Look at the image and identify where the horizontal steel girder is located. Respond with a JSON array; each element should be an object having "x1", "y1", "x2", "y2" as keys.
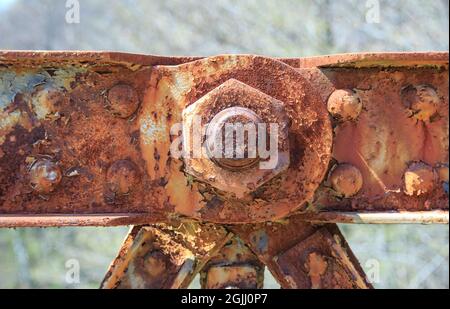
[{"x1": 0, "y1": 51, "x2": 448, "y2": 227}]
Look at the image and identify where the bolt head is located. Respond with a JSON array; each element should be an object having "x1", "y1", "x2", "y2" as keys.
[
  {"x1": 329, "y1": 163, "x2": 363, "y2": 198},
  {"x1": 107, "y1": 84, "x2": 140, "y2": 118},
  {"x1": 182, "y1": 79, "x2": 290, "y2": 198},
  {"x1": 403, "y1": 162, "x2": 436, "y2": 196},
  {"x1": 206, "y1": 106, "x2": 263, "y2": 171},
  {"x1": 29, "y1": 159, "x2": 62, "y2": 194},
  {"x1": 327, "y1": 89, "x2": 362, "y2": 121}
]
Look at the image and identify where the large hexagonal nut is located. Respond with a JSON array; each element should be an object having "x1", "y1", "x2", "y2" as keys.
[{"x1": 182, "y1": 79, "x2": 290, "y2": 198}]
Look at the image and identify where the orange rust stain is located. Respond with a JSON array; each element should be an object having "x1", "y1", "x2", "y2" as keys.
[
  {"x1": 139, "y1": 67, "x2": 204, "y2": 217},
  {"x1": 166, "y1": 162, "x2": 204, "y2": 216},
  {"x1": 138, "y1": 73, "x2": 166, "y2": 181},
  {"x1": 306, "y1": 252, "x2": 328, "y2": 289}
]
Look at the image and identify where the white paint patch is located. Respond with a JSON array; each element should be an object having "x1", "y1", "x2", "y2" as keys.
[
  {"x1": 32, "y1": 90, "x2": 54, "y2": 120},
  {"x1": 0, "y1": 110, "x2": 21, "y2": 144},
  {"x1": 140, "y1": 114, "x2": 167, "y2": 145},
  {"x1": 170, "y1": 71, "x2": 194, "y2": 102},
  {"x1": 0, "y1": 110, "x2": 21, "y2": 131}
]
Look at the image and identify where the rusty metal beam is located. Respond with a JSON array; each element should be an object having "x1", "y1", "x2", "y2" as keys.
[
  {"x1": 0, "y1": 51, "x2": 449, "y2": 288},
  {"x1": 230, "y1": 217, "x2": 372, "y2": 289},
  {"x1": 1, "y1": 51, "x2": 447, "y2": 68},
  {"x1": 0, "y1": 213, "x2": 161, "y2": 228},
  {"x1": 100, "y1": 221, "x2": 231, "y2": 289},
  {"x1": 1, "y1": 51, "x2": 448, "y2": 227},
  {"x1": 1, "y1": 50, "x2": 448, "y2": 289},
  {"x1": 200, "y1": 236, "x2": 265, "y2": 289},
  {"x1": 1, "y1": 210, "x2": 448, "y2": 228}
]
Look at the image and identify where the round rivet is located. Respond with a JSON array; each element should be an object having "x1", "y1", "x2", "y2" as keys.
[
  {"x1": 436, "y1": 164, "x2": 449, "y2": 183},
  {"x1": 106, "y1": 160, "x2": 140, "y2": 195},
  {"x1": 327, "y1": 89, "x2": 362, "y2": 121},
  {"x1": 401, "y1": 85, "x2": 440, "y2": 122},
  {"x1": 107, "y1": 84, "x2": 140, "y2": 118},
  {"x1": 329, "y1": 163, "x2": 363, "y2": 198},
  {"x1": 144, "y1": 251, "x2": 168, "y2": 278},
  {"x1": 29, "y1": 159, "x2": 62, "y2": 194},
  {"x1": 403, "y1": 162, "x2": 436, "y2": 196}
]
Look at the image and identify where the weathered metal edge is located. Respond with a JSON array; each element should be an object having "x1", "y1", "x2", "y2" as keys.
[
  {"x1": 295, "y1": 210, "x2": 449, "y2": 225},
  {"x1": 0, "y1": 210, "x2": 447, "y2": 228},
  {"x1": 0, "y1": 214, "x2": 162, "y2": 228},
  {"x1": 1, "y1": 51, "x2": 447, "y2": 68},
  {"x1": 282, "y1": 51, "x2": 449, "y2": 68}
]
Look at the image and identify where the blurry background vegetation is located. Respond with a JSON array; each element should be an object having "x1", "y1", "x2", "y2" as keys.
[{"x1": 0, "y1": 0, "x2": 449, "y2": 289}]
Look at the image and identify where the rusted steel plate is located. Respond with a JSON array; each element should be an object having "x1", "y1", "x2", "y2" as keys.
[
  {"x1": 271, "y1": 227, "x2": 371, "y2": 289},
  {"x1": 299, "y1": 65, "x2": 449, "y2": 213},
  {"x1": 231, "y1": 216, "x2": 372, "y2": 289},
  {"x1": 0, "y1": 51, "x2": 448, "y2": 227},
  {"x1": 143, "y1": 55, "x2": 332, "y2": 223},
  {"x1": 200, "y1": 236, "x2": 264, "y2": 289},
  {"x1": 0, "y1": 53, "x2": 332, "y2": 224},
  {"x1": 101, "y1": 221, "x2": 231, "y2": 289},
  {"x1": 0, "y1": 59, "x2": 158, "y2": 215}
]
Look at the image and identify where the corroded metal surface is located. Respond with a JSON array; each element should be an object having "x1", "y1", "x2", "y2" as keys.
[
  {"x1": 304, "y1": 64, "x2": 449, "y2": 213},
  {"x1": 144, "y1": 55, "x2": 332, "y2": 223},
  {"x1": 100, "y1": 222, "x2": 231, "y2": 289},
  {"x1": 181, "y1": 79, "x2": 291, "y2": 198},
  {"x1": 1, "y1": 51, "x2": 448, "y2": 226},
  {"x1": 0, "y1": 58, "x2": 154, "y2": 217},
  {"x1": 1, "y1": 51, "x2": 448, "y2": 289},
  {"x1": 200, "y1": 236, "x2": 264, "y2": 289},
  {"x1": 230, "y1": 217, "x2": 372, "y2": 289}
]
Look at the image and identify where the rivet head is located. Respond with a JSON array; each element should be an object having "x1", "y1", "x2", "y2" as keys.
[
  {"x1": 327, "y1": 89, "x2": 362, "y2": 121},
  {"x1": 107, "y1": 84, "x2": 139, "y2": 118},
  {"x1": 401, "y1": 85, "x2": 440, "y2": 122},
  {"x1": 436, "y1": 164, "x2": 449, "y2": 195},
  {"x1": 329, "y1": 163, "x2": 363, "y2": 198},
  {"x1": 143, "y1": 251, "x2": 168, "y2": 278},
  {"x1": 29, "y1": 159, "x2": 62, "y2": 194},
  {"x1": 106, "y1": 160, "x2": 140, "y2": 195},
  {"x1": 403, "y1": 162, "x2": 436, "y2": 196},
  {"x1": 436, "y1": 164, "x2": 449, "y2": 183}
]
